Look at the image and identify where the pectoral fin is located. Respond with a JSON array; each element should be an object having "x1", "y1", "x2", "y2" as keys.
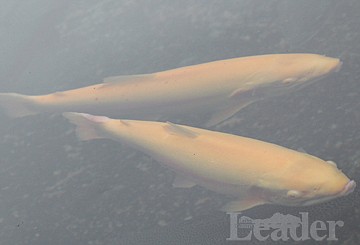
[
  {"x1": 229, "y1": 87, "x2": 252, "y2": 98},
  {"x1": 205, "y1": 100, "x2": 255, "y2": 127},
  {"x1": 204, "y1": 87, "x2": 258, "y2": 127},
  {"x1": 221, "y1": 197, "x2": 266, "y2": 212}
]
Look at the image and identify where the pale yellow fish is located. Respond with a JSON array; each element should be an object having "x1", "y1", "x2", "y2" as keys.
[
  {"x1": 63, "y1": 112, "x2": 355, "y2": 212},
  {"x1": 0, "y1": 53, "x2": 341, "y2": 126}
]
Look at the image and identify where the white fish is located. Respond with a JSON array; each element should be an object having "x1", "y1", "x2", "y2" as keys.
[
  {"x1": 63, "y1": 112, "x2": 355, "y2": 212},
  {"x1": 0, "y1": 53, "x2": 341, "y2": 126}
]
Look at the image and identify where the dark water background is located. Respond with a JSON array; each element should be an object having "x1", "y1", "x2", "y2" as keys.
[{"x1": 0, "y1": 0, "x2": 359, "y2": 244}]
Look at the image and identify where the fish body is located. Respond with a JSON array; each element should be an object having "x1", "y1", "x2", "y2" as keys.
[
  {"x1": 1, "y1": 53, "x2": 341, "y2": 126},
  {"x1": 63, "y1": 112, "x2": 355, "y2": 212}
]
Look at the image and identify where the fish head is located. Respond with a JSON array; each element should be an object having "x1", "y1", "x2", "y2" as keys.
[
  {"x1": 267, "y1": 158, "x2": 355, "y2": 207},
  {"x1": 276, "y1": 54, "x2": 341, "y2": 85},
  {"x1": 245, "y1": 54, "x2": 342, "y2": 98}
]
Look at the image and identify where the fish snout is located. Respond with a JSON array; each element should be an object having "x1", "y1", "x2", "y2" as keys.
[{"x1": 340, "y1": 180, "x2": 356, "y2": 196}]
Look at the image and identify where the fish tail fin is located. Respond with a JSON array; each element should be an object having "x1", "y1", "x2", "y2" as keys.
[
  {"x1": 63, "y1": 112, "x2": 110, "y2": 141},
  {"x1": 0, "y1": 93, "x2": 38, "y2": 118}
]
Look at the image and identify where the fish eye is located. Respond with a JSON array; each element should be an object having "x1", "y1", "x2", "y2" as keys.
[{"x1": 287, "y1": 190, "x2": 301, "y2": 198}]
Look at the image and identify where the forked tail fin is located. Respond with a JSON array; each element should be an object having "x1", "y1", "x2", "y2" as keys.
[
  {"x1": 0, "y1": 93, "x2": 38, "y2": 118},
  {"x1": 63, "y1": 112, "x2": 110, "y2": 141}
]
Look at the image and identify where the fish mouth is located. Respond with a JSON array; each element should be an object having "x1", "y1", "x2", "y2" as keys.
[
  {"x1": 340, "y1": 180, "x2": 356, "y2": 196},
  {"x1": 302, "y1": 180, "x2": 356, "y2": 206}
]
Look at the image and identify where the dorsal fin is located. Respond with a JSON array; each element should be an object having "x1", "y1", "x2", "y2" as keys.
[
  {"x1": 119, "y1": 119, "x2": 130, "y2": 126},
  {"x1": 164, "y1": 122, "x2": 198, "y2": 138},
  {"x1": 326, "y1": 160, "x2": 337, "y2": 167},
  {"x1": 102, "y1": 74, "x2": 154, "y2": 84}
]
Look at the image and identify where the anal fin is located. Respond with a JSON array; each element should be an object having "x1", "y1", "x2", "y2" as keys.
[
  {"x1": 221, "y1": 197, "x2": 266, "y2": 212},
  {"x1": 173, "y1": 174, "x2": 197, "y2": 188}
]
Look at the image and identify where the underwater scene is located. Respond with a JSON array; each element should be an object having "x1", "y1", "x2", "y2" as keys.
[{"x1": 0, "y1": 0, "x2": 359, "y2": 244}]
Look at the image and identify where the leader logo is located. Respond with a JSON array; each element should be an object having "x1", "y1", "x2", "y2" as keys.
[{"x1": 227, "y1": 212, "x2": 344, "y2": 241}]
